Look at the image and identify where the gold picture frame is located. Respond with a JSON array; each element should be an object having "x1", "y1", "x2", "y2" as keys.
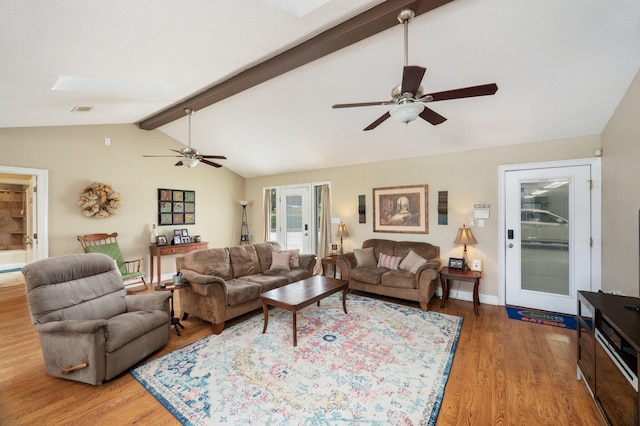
[{"x1": 373, "y1": 184, "x2": 428, "y2": 234}]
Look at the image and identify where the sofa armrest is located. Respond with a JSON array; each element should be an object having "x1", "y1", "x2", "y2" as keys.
[
  {"x1": 125, "y1": 292, "x2": 171, "y2": 313},
  {"x1": 298, "y1": 254, "x2": 316, "y2": 275},
  {"x1": 181, "y1": 269, "x2": 227, "y2": 287},
  {"x1": 336, "y1": 253, "x2": 356, "y2": 280}
]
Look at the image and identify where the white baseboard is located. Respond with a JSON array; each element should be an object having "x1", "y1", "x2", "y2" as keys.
[{"x1": 436, "y1": 286, "x2": 499, "y2": 306}]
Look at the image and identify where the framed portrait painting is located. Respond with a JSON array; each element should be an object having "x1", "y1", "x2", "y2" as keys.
[{"x1": 373, "y1": 184, "x2": 428, "y2": 234}]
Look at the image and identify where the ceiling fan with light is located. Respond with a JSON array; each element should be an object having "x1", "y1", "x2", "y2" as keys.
[
  {"x1": 332, "y1": 9, "x2": 498, "y2": 131},
  {"x1": 143, "y1": 108, "x2": 226, "y2": 168}
]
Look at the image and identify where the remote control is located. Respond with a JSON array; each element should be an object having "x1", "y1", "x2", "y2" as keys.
[{"x1": 624, "y1": 303, "x2": 640, "y2": 311}]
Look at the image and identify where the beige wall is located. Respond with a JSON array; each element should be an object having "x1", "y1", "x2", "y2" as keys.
[
  {"x1": 0, "y1": 124, "x2": 245, "y2": 279},
  {"x1": 246, "y1": 135, "x2": 600, "y2": 302},
  {"x1": 602, "y1": 70, "x2": 640, "y2": 296},
  {"x1": 2, "y1": 68, "x2": 638, "y2": 297}
]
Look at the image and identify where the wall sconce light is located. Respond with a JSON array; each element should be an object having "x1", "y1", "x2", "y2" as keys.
[{"x1": 453, "y1": 224, "x2": 477, "y2": 270}]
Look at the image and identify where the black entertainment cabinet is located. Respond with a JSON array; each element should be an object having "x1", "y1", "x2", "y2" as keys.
[{"x1": 578, "y1": 291, "x2": 640, "y2": 425}]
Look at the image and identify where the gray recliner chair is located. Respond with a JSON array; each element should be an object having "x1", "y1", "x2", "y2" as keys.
[{"x1": 22, "y1": 253, "x2": 172, "y2": 385}]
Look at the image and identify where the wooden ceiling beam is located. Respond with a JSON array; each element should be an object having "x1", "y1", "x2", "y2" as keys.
[{"x1": 137, "y1": 0, "x2": 454, "y2": 130}]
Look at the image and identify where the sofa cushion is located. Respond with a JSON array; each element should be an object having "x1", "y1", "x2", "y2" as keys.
[
  {"x1": 270, "y1": 251, "x2": 291, "y2": 271},
  {"x1": 271, "y1": 268, "x2": 312, "y2": 284},
  {"x1": 225, "y1": 279, "x2": 262, "y2": 306},
  {"x1": 350, "y1": 267, "x2": 386, "y2": 285},
  {"x1": 377, "y1": 252, "x2": 402, "y2": 270},
  {"x1": 399, "y1": 250, "x2": 428, "y2": 273},
  {"x1": 354, "y1": 247, "x2": 377, "y2": 268},
  {"x1": 394, "y1": 241, "x2": 437, "y2": 261},
  {"x1": 243, "y1": 273, "x2": 289, "y2": 292},
  {"x1": 381, "y1": 269, "x2": 417, "y2": 289},
  {"x1": 254, "y1": 242, "x2": 280, "y2": 273},
  {"x1": 182, "y1": 248, "x2": 233, "y2": 281},
  {"x1": 228, "y1": 245, "x2": 261, "y2": 278},
  {"x1": 363, "y1": 239, "x2": 396, "y2": 262}
]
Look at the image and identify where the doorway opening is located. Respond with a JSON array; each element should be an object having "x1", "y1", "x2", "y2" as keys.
[{"x1": 0, "y1": 166, "x2": 49, "y2": 272}]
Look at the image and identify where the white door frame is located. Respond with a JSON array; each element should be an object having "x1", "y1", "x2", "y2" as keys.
[
  {"x1": 0, "y1": 165, "x2": 49, "y2": 262},
  {"x1": 498, "y1": 158, "x2": 601, "y2": 306}
]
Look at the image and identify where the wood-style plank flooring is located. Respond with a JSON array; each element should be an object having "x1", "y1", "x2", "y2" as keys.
[{"x1": 0, "y1": 277, "x2": 605, "y2": 425}]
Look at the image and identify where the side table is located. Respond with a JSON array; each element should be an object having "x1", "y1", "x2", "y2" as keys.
[
  {"x1": 439, "y1": 267, "x2": 482, "y2": 316},
  {"x1": 149, "y1": 241, "x2": 208, "y2": 284},
  {"x1": 321, "y1": 255, "x2": 340, "y2": 277},
  {"x1": 154, "y1": 283, "x2": 187, "y2": 336}
]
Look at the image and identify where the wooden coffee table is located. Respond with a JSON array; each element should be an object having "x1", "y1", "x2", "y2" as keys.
[{"x1": 261, "y1": 275, "x2": 349, "y2": 346}]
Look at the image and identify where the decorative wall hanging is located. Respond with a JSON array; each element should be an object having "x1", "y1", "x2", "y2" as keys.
[
  {"x1": 438, "y1": 191, "x2": 448, "y2": 225},
  {"x1": 78, "y1": 182, "x2": 121, "y2": 218},
  {"x1": 158, "y1": 188, "x2": 195, "y2": 226},
  {"x1": 373, "y1": 184, "x2": 428, "y2": 234},
  {"x1": 358, "y1": 194, "x2": 366, "y2": 223}
]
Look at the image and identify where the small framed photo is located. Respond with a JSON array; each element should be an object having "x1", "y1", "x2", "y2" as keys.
[
  {"x1": 181, "y1": 236, "x2": 191, "y2": 244},
  {"x1": 448, "y1": 257, "x2": 465, "y2": 270},
  {"x1": 470, "y1": 258, "x2": 483, "y2": 272},
  {"x1": 173, "y1": 229, "x2": 183, "y2": 237},
  {"x1": 181, "y1": 228, "x2": 189, "y2": 237},
  {"x1": 330, "y1": 244, "x2": 339, "y2": 255},
  {"x1": 156, "y1": 235, "x2": 168, "y2": 246},
  {"x1": 173, "y1": 235, "x2": 182, "y2": 245}
]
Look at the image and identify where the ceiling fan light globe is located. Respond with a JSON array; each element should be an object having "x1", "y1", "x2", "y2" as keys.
[
  {"x1": 390, "y1": 102, "x2": 425, "y2": 124},
  {"x1": 183, "y1": 157, "x2": 199, "y2": 168}
]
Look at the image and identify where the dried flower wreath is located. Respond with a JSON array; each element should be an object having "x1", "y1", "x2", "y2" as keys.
[{"x1": 77, "y1": 182, "x2": 121, "y2": 218}]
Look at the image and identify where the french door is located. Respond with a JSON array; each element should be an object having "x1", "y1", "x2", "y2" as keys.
[
  {"x1": 277, "y1": 186, "x2": 312, "y2": 253},
  {"x1": 503, "y1": 163, "x2": 595, "y2": 315}
]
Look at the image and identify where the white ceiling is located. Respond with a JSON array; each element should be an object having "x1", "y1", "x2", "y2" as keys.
[{"x1": 1, "y1": 0, "x2": 639, "y2": 178}]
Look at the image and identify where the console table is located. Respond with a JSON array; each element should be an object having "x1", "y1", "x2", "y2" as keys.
[{"x1": 149, "y1": 242, "x2": 208, "y2": 284}]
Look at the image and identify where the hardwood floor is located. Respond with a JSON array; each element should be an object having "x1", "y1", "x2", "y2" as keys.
[{"x1": 0, "y1": 280, "x2": 604, "y2": 425}]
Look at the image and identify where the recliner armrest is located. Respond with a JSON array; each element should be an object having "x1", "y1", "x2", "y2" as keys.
[
  {"x1": 36, "y1": 319, "x2": 107, "y2": 334},
  {"x1": 125, "y1": 292, "x2": 171, "y2": 312}
]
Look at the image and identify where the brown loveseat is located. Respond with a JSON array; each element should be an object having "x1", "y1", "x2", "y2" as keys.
[
  {"x1": 336, "y1": 239, "x2": 441, "y2": 311},
  {"x1": 175, "y1": 242, "x2": 316, "y2": 334}
]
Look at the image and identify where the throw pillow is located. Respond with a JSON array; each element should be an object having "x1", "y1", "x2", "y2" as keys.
[
  {"x1": 270, "y1": 251, "x2": 291, "y2": 271},
  {"x1": 377, "y1": 252, "x2": 403, "y2": 270},
  {"x1": 354, "y1": 247, "x2": 377, "y2": 268},
  {"x1": 399, "y1": 250, "x2": 428, "y2": 274},
  {"x1": 281, "y1": 249, "x2": 300, "y2": 268}
]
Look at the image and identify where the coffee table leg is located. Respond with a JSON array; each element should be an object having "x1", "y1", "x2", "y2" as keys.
[
  {"x1": 342, "y1": 288, "x2": 348, "y2": 314},
  {"x1": 292, "y1": 311, "x2": 297, "y2": 347},
  {"x1": 261, "y1": 300, "x2": 269, "y2": 334}
]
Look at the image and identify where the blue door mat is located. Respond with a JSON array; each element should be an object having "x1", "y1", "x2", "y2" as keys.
[{"x1": 506, "y1": 306, "x2": 577, "y2": 330}]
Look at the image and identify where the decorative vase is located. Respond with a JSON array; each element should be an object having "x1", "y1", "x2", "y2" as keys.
[{"x1": 150, "y1": 224, "x2": 158, "y2": 244}]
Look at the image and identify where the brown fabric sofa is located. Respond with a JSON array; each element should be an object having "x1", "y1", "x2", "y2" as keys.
[
  {"x1": 336, "y1": 239, "x2": 441, "y2": 311},
  {"x1": 175, "y1": 241, "x2": 316, "y2": 334}
]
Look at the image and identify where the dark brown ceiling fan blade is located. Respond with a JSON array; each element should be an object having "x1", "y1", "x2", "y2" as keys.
[
  {"x1": 419, "y1": 107, "x2": 447, "y2": 125},
  {"x1": 175, "y1": 161, "x2": 184, "y2": 166},
  {"x1": 364, "y1": 111, "x2": 391, "y2": 131},
  {"x1": 401, "y1": 65, "x2": 426, "y2": 95},
  {"x1": 201, "y1": 159, "x2": 223, "y2": 168},
  {"x1": 200, "y1": 155, "x2": 227, "y2": 159},
  {"x1": 425, "y1": 83, "x2": 498, "y2": 102},
  {"x1": 333, "y1": 100, "x2": 395, "y2": 109}
]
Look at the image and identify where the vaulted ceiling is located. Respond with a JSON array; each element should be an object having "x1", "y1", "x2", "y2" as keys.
[{"x1": 1, "y1": 0, "x2": 639, "y2": 177}]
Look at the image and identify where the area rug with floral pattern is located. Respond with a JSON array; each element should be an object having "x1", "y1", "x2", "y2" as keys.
[{"x1": 131, "y1": 293, "x2": 463, "y2": 425}]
